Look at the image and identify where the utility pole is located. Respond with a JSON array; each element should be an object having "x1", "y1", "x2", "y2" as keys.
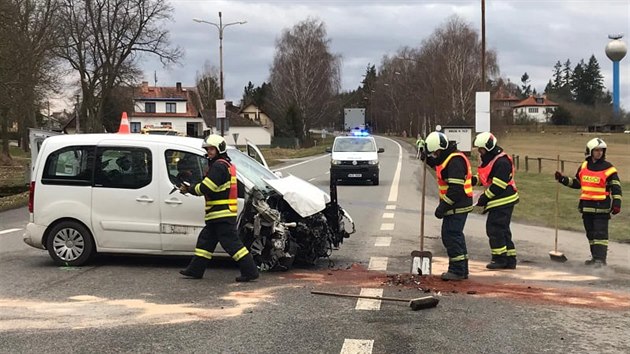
[
  {"x1": 481, "y1": 0, "x2": 486, "y2": 91},
  {"x1": 75, "y1": 95, "x2": 80, "y2": 134}
]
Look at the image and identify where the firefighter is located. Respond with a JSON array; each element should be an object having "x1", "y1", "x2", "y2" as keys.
[
  {"x1": 179, "y1": 135, "x2": 259, "y2": 282},
  {"x1": 415, "y1": 135, "x2": 425, "y2": 159},
  {"x1": 424, "y1": 131, "x2": 474, "y2": 280},
  {"x1": 472, "y1": 132, "x2": 519, "y2": 270},
  {"x1": 555, "y1": 138, "x2": 622, "y2": 267}
]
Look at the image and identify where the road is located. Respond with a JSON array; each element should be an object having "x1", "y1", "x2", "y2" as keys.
[{"x1": 1, "y1": 136, "x2": 629, "y2": 354}]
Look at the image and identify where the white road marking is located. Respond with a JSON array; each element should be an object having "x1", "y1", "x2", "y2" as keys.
[
  {"x1": 340, "y1": 339, "x2": 374, "y2": 354},
  {"x1": 325, "y1": 171, "x2": 330, "y2": 175},
  {"x1": 0, "y1": 228, "x2": 22, "y2": 235},
  {"x1": 368, "y1": 257, "x2": 388, "y2": 271},
  {"x1": 355, "y1": 288, "x2": 383, "y2": 310},
  {"x1": 274, "y1": 154, "x2": 329, "y2": 171},
  {"x1": 380, "y1": 223, "x2": 394, "y2": 231},
  {"x1": 385, "y1": 205, "x2": 396, "y2": 210},
  {"x1": 374, "y1": 237, "x2": 391, "y2": 247},
  {"x1": 382, "y1": 212, "x2": 394, "y2": 219},
  {"x1": 308, "y1": 177, "x2": 317, "y2": 182},
  {"x1": 378, "y1": 136, "x2": 403, "y2": 203}
]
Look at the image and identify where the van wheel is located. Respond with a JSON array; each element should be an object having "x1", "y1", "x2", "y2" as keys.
[
  {"x1": 373, "y1": 176, "x2": 379, "y2": 185},
  {"x1": 46, "y1": 221, "x2": 95, "y2": 266}
]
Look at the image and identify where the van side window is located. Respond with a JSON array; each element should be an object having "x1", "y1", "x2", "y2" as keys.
[
  {"x1": 42, "y1": 146, "x2": 95, "y2": 185},
  {"x1": 165, "y1": 150, "x2": 207, "y2": 187},
  {"x1": 94, "y1": 147, "x2": 151, "y2": 189}
]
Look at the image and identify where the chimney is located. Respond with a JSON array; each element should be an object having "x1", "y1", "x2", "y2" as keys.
[
  {"x1": 176, "y1": 82, "x2": 182, "y2": 92},
  {"x1": 141, "y1": 81, "x2": 149, "y2": 93}
]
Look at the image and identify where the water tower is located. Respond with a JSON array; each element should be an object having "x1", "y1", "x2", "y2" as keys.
[{"x1": 605, "y1": 34, "x2": 627, "y2": 119}]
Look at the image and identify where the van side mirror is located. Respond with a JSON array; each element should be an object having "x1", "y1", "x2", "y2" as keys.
[
  {"x1": 378, "y1": 148, "x2": 385, "y2": 153},
  {"x1": 273, "y1": 171, "x2": 283, "y2": 178},
  {"x1": 325, "y1": 147, "x2": 332, "y2": 153}
]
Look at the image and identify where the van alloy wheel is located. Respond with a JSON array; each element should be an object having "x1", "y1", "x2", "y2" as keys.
[
  {"x1": 52, "y1": 228, "x2": 85, "y2": 261},
  {"x1": 46, "y1": 221, "x2": 95, "y2": 266}
]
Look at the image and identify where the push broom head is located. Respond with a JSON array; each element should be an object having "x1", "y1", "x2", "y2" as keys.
[
  {"x1": 409, "y1": 296, "x2": 439, "y2": 311},
  {"x1": 549, "y1": 250, "x2": 568, "y2": 263}
]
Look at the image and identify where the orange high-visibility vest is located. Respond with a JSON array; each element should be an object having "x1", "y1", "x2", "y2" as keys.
[
  {"x1": 436, "y1": 152, "x2": 473, "y2": 200},
  {"x1": 578, "y1": 161, "x2": 616, "y2": 201},
  {"x1": 216, "y1": 159, "x2": 238, "y2": 213},
  {"x1": 477, "y1": 152, "x2": 517, "y2": 191}
]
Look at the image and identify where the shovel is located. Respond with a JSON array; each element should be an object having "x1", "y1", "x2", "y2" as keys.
[
  {"x1": 549, "y1": 154, "x2": 568, "y2": 262},
  {"x1": 411, "y1": 158, "x2": 432, "y2": 275},
  {"x1": 311, "y1": 290, "x2": 439, "y2": 311}
]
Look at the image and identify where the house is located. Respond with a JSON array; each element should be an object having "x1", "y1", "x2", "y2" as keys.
[
  {"x1": 239, "y1": 103, "x2": 274, "y2": 137},
  {"x1": 131, "y1": 81, "x2": 207, "y2": 137},
  {"x1": 201, "y1": 107, "x2": 272, "y2": 147},
  {"x1": 512, "y1": 95, "x2": 559, "y2": 123},
  {"x1": 491, "y1": 86, "x2": 521, "y2": 124}
]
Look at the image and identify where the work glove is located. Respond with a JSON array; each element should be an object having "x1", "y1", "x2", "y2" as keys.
[
  {"x1": 612, "y1": 206, "x2": 621, "y2": 215},
  {"x1": 434, "y1": 202, "x2": 448, "y2": 219},
  {"x1": 477, "y1": 194, "x2": 489, "y2": 207},
  {"x1": 554, "y1": 171, "x2": 568, "y2": 185},
  {"x1": 179, "y1": 183, "x2": 189, "y2": 194}
]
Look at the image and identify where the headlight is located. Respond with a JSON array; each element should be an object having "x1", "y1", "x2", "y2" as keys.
[
  {"x1": 368, "y1": 159, "x2": 379, "y2": 165},
  {"x1": 331, "y1": 159, "x2": 341, "y2": 165}
]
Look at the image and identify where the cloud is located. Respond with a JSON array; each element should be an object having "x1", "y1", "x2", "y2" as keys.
[{"x1": 137, "y1": 0, "x2": 630, "y2": 108}]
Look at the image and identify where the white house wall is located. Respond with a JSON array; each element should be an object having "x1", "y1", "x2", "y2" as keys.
[
  {"x1": 513, "y1": 106, "x2": 556, "y2": 123},
  {"x1": 223, "y1": 127, "x2": 271, "y2": 146}
]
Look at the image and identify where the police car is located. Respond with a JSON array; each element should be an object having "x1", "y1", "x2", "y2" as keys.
[{"x1": 327, "y1": 131, "x2": 384, "y2": 185}]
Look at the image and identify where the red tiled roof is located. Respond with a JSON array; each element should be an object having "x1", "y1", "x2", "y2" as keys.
[
  {"x1": 200, "y1": 109, "x2": 261, "y2": 128},
  {"x1": 513, "y1": 95, "x2": 558, "y2": 108},
  {"x1": 132, "y1": 82, "x2": 203, "y2": 118}
]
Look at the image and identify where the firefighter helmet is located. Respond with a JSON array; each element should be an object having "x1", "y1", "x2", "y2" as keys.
[
  {"x1": 425, "y1": 131, "x2": 449, "y2": 153},
  {"x1": 585, "y1": 138, "x2": 607, "y2": 156},
  {"x1": 202, "y1": 134, "x2": 227, "y2": 154},
  {"x1": 473, "y1": 132, "x2": 497, "y2": 151}
]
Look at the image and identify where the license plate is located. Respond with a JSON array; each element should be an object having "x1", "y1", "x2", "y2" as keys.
[{"x1": 348, "y1": 174, "x2": 362, "y2": 178}]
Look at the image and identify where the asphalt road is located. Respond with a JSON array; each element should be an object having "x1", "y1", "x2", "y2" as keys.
[{"x1": 1, "y1": 136, "x2": 629, "y2": 354}]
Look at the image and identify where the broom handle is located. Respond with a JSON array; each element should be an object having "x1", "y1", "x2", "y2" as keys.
[
  {"x1": 555, "y1": 154, "x2": 560, "y2": 252},
  {"x1": 420, "y1": 159, "x2": 427, "y2": 251},
  {"x1": 311, "y1": 290, "x2": 432, "y2": 303}
]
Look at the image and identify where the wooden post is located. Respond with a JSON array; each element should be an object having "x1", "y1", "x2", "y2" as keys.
[
  {"x1": 538, "y1": 158, "x2": 542, "y2": 173},
  {"x1": 525, "y1": 156, "x2": 529, "y2": 172},
  {"x1": 561, "y1": 160, "x2": 565, "y2": 173}
]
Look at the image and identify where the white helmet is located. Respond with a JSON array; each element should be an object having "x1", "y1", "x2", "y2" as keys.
[
  {"x1": 473, "y1": 132, "x2": 497, "y2": 151},
  {"x1": 585, "y1": 138, "x2": 606, "y2": 156},
  {"x1": 202, "y1": 134, "x2": 227, "y2": 154},
  {"x1": 425, "y1": 131, "x2": 449, "y2": 153}
]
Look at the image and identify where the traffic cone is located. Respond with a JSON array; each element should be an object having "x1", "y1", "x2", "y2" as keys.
[{"x1": 118, "y1": 112, "x2": 130, "y2": 134}]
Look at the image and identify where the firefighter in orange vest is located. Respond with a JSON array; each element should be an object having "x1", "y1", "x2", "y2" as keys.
[
  {"x1": 555, "y1": 138, "x2": 622, "y2": 267},
  {"x1": 472, "y1": 132, "x2": 519, "y2": 270},
  {"x1": 424, "y1": 131, "x2": 474, "y2": 280},
  {"x1": 179, "y1": 135, "x2": 259, "y2": 281}
]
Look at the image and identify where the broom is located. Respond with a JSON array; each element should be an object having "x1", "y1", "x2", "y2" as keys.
[{"x1": 549, "y1": 154, "x2": 568, "y2": 262}]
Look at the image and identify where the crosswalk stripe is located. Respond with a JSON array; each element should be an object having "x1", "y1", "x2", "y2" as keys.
[
  {"x1": 340, "y1": 339, "x2": 374, "y2": 354},
  {"x1": 368, "y1": 257, "x2": 388, "y2": 271},
  {"x1": 374, "y1": 237, "x2": 391, "y2": 247},
  {"x1": 355, "y1": 288, "x2": 383, "y2": 310},
  {"x1": 380, "y1": 223, "x2": 394, "y2": 231}
]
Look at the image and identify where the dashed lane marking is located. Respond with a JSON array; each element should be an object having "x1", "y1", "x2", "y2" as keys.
[
  {"x1": 274, "y1": 154, "x2": 330, "y2": 171},
  {"x1": 374, "y1": 237, "x2": 391, "y2": 247},
  {"x1": 308, "y1": 177, "x2": 317, "y2": 182},
  {"x1": 0, "y1": 228, "x2": 22, "y2": 235},
  {"x1": 368, "y1": 257, "x2": 388, "y2": 271},
  {"x1": 355, "y1": 288, "x2": 383, "y2": 310},
  {"x1": 340, "y1": 339, "x2": 374, "y2": 354},
  {"x1": 380, "y1": 223, "x2": 394, "y2": 231},
  {"x1": 382, "y1": 212, "x2": 394, "y2": 219},
  {"x1": 385, "y1": 205, "x2": 396, "y2": 210}
]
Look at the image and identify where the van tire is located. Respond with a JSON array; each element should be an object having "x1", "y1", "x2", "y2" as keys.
[
  {"x1": 373, "y1": 176, "x2": 379, "y2": 186},
  {"x1": 46, "y1": 221, "x2": 95, "y2": 266}
]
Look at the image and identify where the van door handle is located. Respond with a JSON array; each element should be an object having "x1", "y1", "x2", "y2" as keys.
[
  {"x1": 164, "y1": 199, "x2": 183, "y2": 205},
  {"x1": 136, "y1": 197, "x2": 154, "y2": 203}
]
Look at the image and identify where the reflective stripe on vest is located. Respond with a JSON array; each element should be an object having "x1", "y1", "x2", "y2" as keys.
[
  {"x1": 477, "y1": 152, "x2": 517, "y2": 191},
  {"x1": 204, "y1": 159, "x2": 238, "y2": 220},
  {"x1": 578, "y1": 161, "x2": 616, "y2": 201},
  {"x1": 435, "y1": 152, "x2": 473, "y2": 201}
]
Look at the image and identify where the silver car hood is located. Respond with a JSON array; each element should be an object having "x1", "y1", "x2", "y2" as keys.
[{"x1": 263, "y1": 175, "x2": 331, "y2": 218}]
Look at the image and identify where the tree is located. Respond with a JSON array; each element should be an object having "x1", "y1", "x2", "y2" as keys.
[
  {"x1": 196, "y1": 63, "x2": 221, "y2": 110},
  {"x1": 56, "y1": 0, "x2": 181, "y2": 133},
  {"x1": 241, "y1": 81, "x2": 271, "y2": 110},
  {"x1": 268, "y1": 18, "x2": 341, "y2": 141},
  {"x1": 520, "y1": 72, "x2": 531, "y2": 97},
  {"x1": 550, "y1": 106, "x2": 572, "y2": 125}
]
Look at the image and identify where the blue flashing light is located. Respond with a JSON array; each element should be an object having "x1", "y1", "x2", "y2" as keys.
[{"x1": 351, "y1": 129, "x2": 369, "y2": 137}]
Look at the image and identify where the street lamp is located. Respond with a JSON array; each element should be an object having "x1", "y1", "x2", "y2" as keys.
[{"x1": 193, "y1": 12, "x2": 247, "y2": 101}]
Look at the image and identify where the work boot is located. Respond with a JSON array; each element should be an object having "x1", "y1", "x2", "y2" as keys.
[
  {"x1": 235, "y1": 253, "x2": 259, "y2": 282},
  {"x1": 441, "y1": 271, "x2": 467, "y2": 281},
  {"x1": 585, "y1": 258, "x2": 607, "y2": 267},
  {"x1": 506, "y1": 256, "x2": 517, "y2": 270},
  {"x1": 179, "y1": 256, "x2": 208, "y2": 279},
  {"x1": 486, "y1": 255, "x2": 509, "y2": 270}
]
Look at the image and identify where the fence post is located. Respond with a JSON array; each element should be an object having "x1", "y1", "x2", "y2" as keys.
[
  {"x1": 516, "y1": 155, "x2": 520, "y2": 170},
  {"x1": 538, "y1": 158, "x2": 542, "y2": 174},
  {"x1": 561, "y1": 160, "x2": 565, "y2": 173},
  {"x1": 525, "y1": 156, "x2": 529, "y2": 172}
]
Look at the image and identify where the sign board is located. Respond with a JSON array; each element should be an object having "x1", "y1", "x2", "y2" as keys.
[
  {"x1": 475, "y1": 91, "x2": 491, "y2": 132},
  {"x1": 443, "y1": 127, "x2": 473, "y2": 153},
  {"x1": 216, "y1": 99, "x2": 226, "y2": 118}
]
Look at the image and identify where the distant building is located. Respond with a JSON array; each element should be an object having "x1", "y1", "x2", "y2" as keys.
[
  {"x1": 201, "y1": 104, "x2": 272, "y2": 147},
  {"x1": 512, "y1": 95, "x2": 559, "y2": 123},
  {"x1": 491, "y1": 86, "x2": 521, "y2": 124},
  {"x1": 239, "y1": 103, "x2": 274, "y2": 137}
]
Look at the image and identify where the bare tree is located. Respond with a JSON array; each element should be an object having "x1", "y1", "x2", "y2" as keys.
[
  {"x1": 56, "y1": 0, "x2": 181, "y2": 132},
  {"x1": 196, "y1": 61, "x2": 221, "y2": 110},
  {"x1": 268, "y1": 18, "x2": 341, "y2": 141}
]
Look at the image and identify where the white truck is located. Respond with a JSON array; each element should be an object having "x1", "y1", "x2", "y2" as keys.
[{"x1": 344, "y1": 108, "x2": 366, "y2": 131}]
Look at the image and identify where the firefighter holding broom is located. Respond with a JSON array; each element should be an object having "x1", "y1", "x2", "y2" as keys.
[{"x1": 554, "y1": 138, "x2": 622, "y2": 267}]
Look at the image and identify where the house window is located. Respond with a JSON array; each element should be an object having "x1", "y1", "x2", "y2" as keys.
[
  {"x1": 528, "y1": 107, "x2": 539, "y2": 113},
  {"x1": 145, "y1": 102, "x2": 156, "y2": 113},
  {"x1": 166, "y1": 102, "x2": 176, "y2": 113},
  {"x1": 130, "y1": 122, "x2": 141, "y2": 133}
]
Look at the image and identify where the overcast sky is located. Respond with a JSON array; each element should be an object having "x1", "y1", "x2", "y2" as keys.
[{"x1": 138, "y1": 0, "x2": 630, "y2": 109}]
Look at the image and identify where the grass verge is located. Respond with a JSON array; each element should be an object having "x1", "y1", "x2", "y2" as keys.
[
  {"x1": 262, "y1": 137, "x2": 335, "y2": 167},
  {"x1": 0, "y1": 191, "x2": 29, "y2": 212}
]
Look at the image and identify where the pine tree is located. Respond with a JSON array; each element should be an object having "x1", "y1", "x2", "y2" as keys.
[
  {"x1": 552, "y1": 60, "x2": 563, "y2": 89},
  {"x1": 520, "y1": 72, "x2": 531, "y2": 97}
]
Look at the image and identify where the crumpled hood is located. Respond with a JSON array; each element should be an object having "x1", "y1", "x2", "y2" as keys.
[{"x1": 263, "y1": 175, "x2": 331, "y2": 218}]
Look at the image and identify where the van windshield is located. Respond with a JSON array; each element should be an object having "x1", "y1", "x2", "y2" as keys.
[
  {"x1": 228, "y1": 147, "x2": 277, "y2": 191},
  {"x1": 333, "y1": 137, "x2": 376, "y2": 152}
]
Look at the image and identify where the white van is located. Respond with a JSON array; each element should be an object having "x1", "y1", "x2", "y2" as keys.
[
  {"x1": 24, "y1": 133, "x2": 353, "y2": 267},
  {"x1": 327, "y1": 135, "x2": 384, "y2": 185}
]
